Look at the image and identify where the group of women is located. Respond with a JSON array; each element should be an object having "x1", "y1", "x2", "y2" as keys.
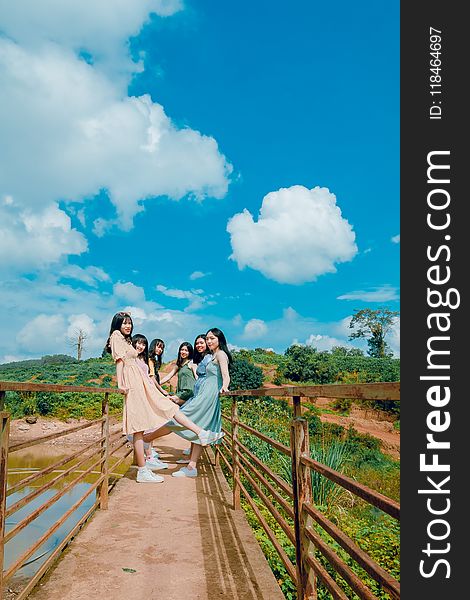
[{"x1": 105, "y1": 312, "x2": 231, "y2": 483}]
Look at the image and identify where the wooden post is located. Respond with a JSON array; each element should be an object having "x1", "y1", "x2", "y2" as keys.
[
  {"x1": 293, "y1": 395, "x2": 302, "y2": 418},
  {"x1": 214, "y1": 444, "x2": 220, "y2": 466},
  {"x1": 231, "y1": 399, "x2": 240, "y2": 509},
  {"x1": 99, "y1": 393, "x2": 110, "y2": 509},
  {"x1": 0, "y1": 411, "x2": 11, "y2": 592},
  {"x1": 291, "y1": 417, "x2": 316, "y2": 599}
]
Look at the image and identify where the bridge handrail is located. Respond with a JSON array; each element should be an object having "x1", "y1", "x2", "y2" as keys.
[
  {"x1": 0, "y1": 382, "x2": 129, "y2": 600},
  {"x1": 217, "y1": 381, "x2": 400, "y2": 600},
  {"x1": 225, "y1": 381, "x2": 400, "y2": 400}
]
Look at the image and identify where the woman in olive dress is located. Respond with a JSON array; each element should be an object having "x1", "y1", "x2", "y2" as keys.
[{"x1": 159, "y1": 342, "x2": 196, "y2": 406}]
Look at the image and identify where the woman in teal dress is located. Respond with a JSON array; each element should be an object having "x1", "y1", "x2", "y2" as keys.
[
  {"x1": 179, "y1": 333, "x2": 212, "y2": 459},
  {"x1": 143, "y1": 328, "x2": 231, "y2": 478}
]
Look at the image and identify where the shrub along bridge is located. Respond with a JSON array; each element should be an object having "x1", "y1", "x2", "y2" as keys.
[{"x1": 0, "y1": 380, "x2": 400, "y2": 599}]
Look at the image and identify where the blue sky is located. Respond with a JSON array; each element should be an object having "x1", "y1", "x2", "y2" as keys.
[{"x1": 0, "y1": 0, "x2": 400, "y2": 362}]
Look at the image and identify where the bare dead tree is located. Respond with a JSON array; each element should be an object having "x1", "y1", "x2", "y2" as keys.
[{"x1": 67, "y1": 328, "x2": 88, "y2": 360}]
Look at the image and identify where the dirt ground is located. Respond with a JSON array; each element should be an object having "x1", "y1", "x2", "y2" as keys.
[
  {"x1": 310, "y1": 397, "x2": 400, "y2": 460},
  {"x1": 8, "y1": 415, "x2": 121, "y2": 450}
]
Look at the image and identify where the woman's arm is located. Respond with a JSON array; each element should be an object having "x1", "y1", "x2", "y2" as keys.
[
  {"x1": 217, "y1": 351, "x2": 230, "y2": 393},
  {"x1": 159, "y1": 363, "x2": 178, "y2": 385},
  {"x1": 190, "y1": 360, "x2": 198, "y2": 379},
  {"x1": 115, "y1": 359, "x2": 128, "y2": 392},
  {"x1": 154, "y1": 380, "x2": 170, "y2": 396},
  {"x1": 168, "y1": 394, "x2": 186, "y2": 405}
]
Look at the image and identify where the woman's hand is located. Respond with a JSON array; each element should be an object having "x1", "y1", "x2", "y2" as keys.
[
  {"x1": 219, "y1": 386, "x2": 229, "y2": 394},
  {"x1": 118, "y1": 386, "x2": 129, "y2": 394}
]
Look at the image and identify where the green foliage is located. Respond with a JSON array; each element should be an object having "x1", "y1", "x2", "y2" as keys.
[
  {"x1": 331, "y1": 397, "x2": 352, "y2": 414},
  {"x1": 230, "y1": 355, "x2": 264, "y2": 392},
  {"x1": 18, "y1": 391, "x2": 38, "y2": 416},
  {"x1": 279, "y1": 344, "x2": 399, "y2": 386},
  {"x1": 1, "y1": 355, "x2": 121, "y2": 420},
  {"x1": 278, "y1": 439, "x2": 353, "y2": 511},
  {"x1": 234, "y1": 348, "x2": 285, "y2": 366},
  {"x1": 280, "y1": 345, "x2": 336, "y2": 384}
]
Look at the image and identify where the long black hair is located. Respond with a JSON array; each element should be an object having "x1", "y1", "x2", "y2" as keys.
[
  {"x1": 192, "y1": 333, "x2": 209, "y2": 365},
  {"x1": 105, "y1": 312, "x2": 133, "y2": 353},
  {"x1": 132, "y1": 333, "x2": 149, "y2": 364},
  {"x1": 149, "y1": 338, "x2": 165, "y2": 371},
  {"x1": 206, "y1": 327, "x2": 233, "y2": 366},
  {"x1": 176, "y1": 342, "x2": 193, "y2": 368}
]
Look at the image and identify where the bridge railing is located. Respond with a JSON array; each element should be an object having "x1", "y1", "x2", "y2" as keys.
[
  {"x1": 0, "y1": 382, "x2": 128, "y2": 600},
  {"x1": 218, "y1": 382, "x2": 400, "y2": 600}
]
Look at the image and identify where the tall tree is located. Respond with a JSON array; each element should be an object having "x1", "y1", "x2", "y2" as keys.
[{"x1": 348, "y1": 308, "x2": 399, "y2": 358}]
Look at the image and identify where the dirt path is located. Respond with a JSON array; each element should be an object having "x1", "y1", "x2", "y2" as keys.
[
  {"x1": 311, "y1": 398, "x2": 400, "y2": 460},
  {"x1": 27, "y1": 435, "x2": 284, "y2": 600}
]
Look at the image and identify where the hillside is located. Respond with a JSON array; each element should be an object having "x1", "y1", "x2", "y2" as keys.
[{"x1": 1, "y1": 350, "x2": 400, "y2": 458}]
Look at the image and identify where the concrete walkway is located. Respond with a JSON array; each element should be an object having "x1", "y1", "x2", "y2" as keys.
[{"x1": 29, "y1": 433, "x2": 285, "y2": 600}]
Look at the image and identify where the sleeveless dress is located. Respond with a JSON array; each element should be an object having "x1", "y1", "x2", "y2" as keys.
[
  {"x1": 165, "y1": 357, "x2": 222, "y2": 444},
  {"x1": 110, "y1": 330, "x2": 179, "y2": 434},
  {"x1": 174, "y1": 362, "x2": 196, "y2": 403},
  {"x1": 192, "y1": 354, "x2": 212, "y2": 397}
]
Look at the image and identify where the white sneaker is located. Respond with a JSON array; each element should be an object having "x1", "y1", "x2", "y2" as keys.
[
  {"x1": 198, "y1": 430, "x2": 225, "y2": 446},
  {"x1": 137, "y1": 468, "x2": 164, "y2": 483},
  {"x1": 150, "y1": 448, "x2": 160, "y2": 459},
  {"x1": 176, "y1": 458, "x2": 190, "y2": 464},
  {"x1": 172, "y1": 466, "x2": 197, "y2": 478},
  {"x1": 182, "y1": 447, "x2": 191, "y2": 456},
  {"x1": 146, "y1": 458, "x2": 168, "y2": 470}
]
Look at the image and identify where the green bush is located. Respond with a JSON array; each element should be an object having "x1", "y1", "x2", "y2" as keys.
[
  {"x1": 230, "y1": 355, "x2": 264, "y2": 392},
  {"x1": 278, "y1": 344, "x2": 400, "y2": 390}
]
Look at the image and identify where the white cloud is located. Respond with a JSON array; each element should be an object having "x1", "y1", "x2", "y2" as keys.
[
  {"x1": 155, "y1": 284, "x2": 216, "y2": 312},
  {"x1": 189, "y1": 270, "x2": 210, "y2": 280},
  {"x1": 113, "y1": 282, "x2": 146, "y2": 303},
  {"x1": 0, "y1": 272, "x2": 209, "y2": 361},
  {"x1": 0, "y1": 0, "x2": 183, "y2": 82},
  {"x1": 337, "y1": 285, "x2": 399, "y2": 302},
  {"x1": 17, "y1": 314, "x2": 66, "y2": 353},
  {"x1": 0, "y1": 201, "x2": 87, "y2": 271},
  {"x1": 1, "y1": 354, "x2": 28, "y2": 364},
  {"x1": 67, "y1": 313, "x2": 95, "y2": 339},
  {"x1": 391, "y1": 234, "x2": 400, "y2": 244},
  {"x1": 60, "y1": 264, "x2": 110, "y2": 287},
  {"x1": 0, "y1": 2, "x2": 231, "y2": 244},
  {"x1": 242, "y1": 319, "x2": 268, "y2": 340},
  {"x1": 305, "y1": 333, "x2": 353, "y2": 352},
  {"x1": 156, "y1": 285, "x2": 200, "y2": 300},
  {"x1": 227, "y1": 185, "x2": 357, "y2": 284}
]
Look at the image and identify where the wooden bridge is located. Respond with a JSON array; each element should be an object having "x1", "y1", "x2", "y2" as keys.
[{"x1": 0, "y1": 381, "x2": 400, "y2": 600}]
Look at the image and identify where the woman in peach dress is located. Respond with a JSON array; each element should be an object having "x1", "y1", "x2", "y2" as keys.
[{"x1": 105, "y1": 312, "x2": 224, "y2": 483}]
